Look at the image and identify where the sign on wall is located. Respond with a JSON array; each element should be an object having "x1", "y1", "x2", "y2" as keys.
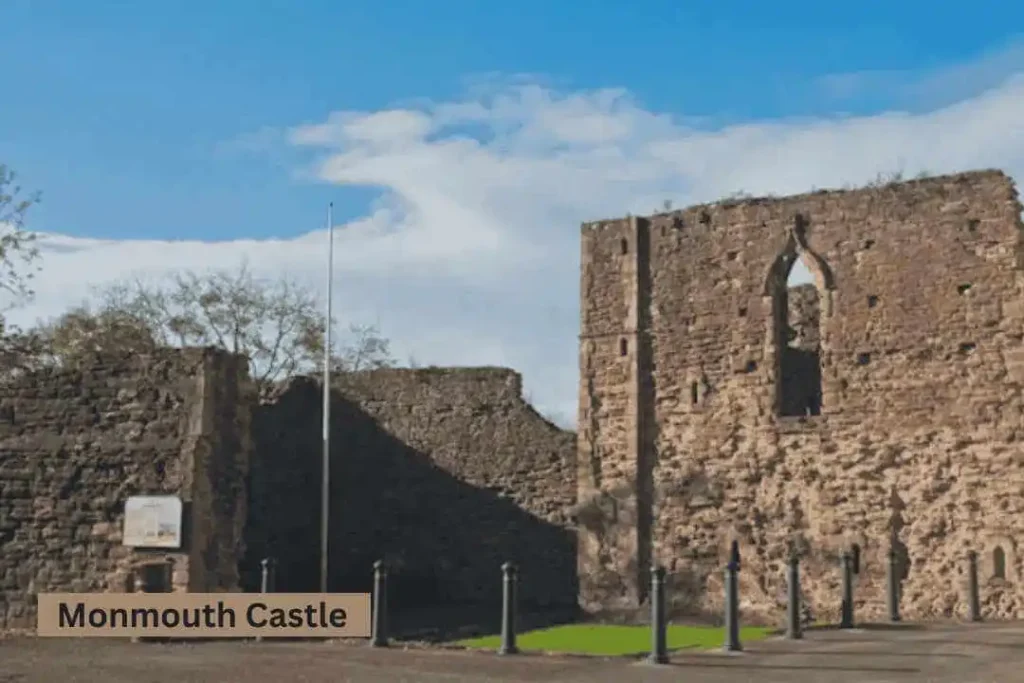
[{"x1": 122, "y1": 496, "x2": 183, "y2": 549}]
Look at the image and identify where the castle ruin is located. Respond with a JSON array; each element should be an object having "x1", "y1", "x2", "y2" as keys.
[
  {"x1": 0, "y1": 354, "x2": 578, "y2": 629},
  {"x1": 4, "y1": 168, "x2": 1024, "y2": 631},
  {"x1": 577, "y1": 169, "x2": 1024, "y2": 622}
]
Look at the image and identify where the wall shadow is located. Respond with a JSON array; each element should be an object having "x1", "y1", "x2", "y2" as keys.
[{"x1": 241, "y1": 378, "x2": 579, "y2": 638}]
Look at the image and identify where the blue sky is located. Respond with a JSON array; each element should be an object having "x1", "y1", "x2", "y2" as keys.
[
  {"x1": 1, "y1": 1, "x2": 1023, "y2": 424},
  {"x1": 3, "y1": 1, "x2": 1020, "y2": 240}
]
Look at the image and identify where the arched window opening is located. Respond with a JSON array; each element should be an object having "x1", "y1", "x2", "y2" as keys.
[
  {"x1": 774, "y1": 258, "x2": 823, "y2": 416},
  {"x1": 993, "y1": 546, "x2": 1007, "y2": 580}
]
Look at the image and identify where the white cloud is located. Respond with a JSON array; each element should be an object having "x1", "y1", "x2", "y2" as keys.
[
  {"x1": 9, "y1": 64, "x2": 1024, "y2": 428},
  {"x1": 290, "y1": 109, "x2": 435, "y2": 148},
  {"x1": 816, "y1": 36, "x2": 1024, "y2": 111}
]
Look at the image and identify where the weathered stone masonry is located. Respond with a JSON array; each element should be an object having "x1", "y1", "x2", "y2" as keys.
[
  {"x1": 0, "y1": 348, "x2": 252, "y2": 629},
  {"x1": 578, "y1": 169, "x2": 1024, "y2": 622},
  {"x1": 0, "y1": 354, "x2": 578, "y2": 628}
]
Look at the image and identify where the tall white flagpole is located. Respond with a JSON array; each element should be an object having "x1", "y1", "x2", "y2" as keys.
[{"x1": 320, "y1": 202, "x2": 333, "y2": 594}]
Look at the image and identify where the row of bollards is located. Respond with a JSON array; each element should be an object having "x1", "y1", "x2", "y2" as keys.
[
  {"x1": 249, "y1": 557, "x2": 392, "y2": 647},
  {"x1": 245, "y1": 544, "x2": 986, "y2": 659}
]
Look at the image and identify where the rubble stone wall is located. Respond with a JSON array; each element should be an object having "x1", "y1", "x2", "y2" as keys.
[
  {"x1": 0, "y1": 348, "x2": 252, "y2": 629},
  {"x1": 579, "y1": 169, "x2": 1024, "y2": 622}
]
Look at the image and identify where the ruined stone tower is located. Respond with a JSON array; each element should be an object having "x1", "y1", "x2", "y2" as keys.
[{"x1": 578, "y1": 170, "x2": 1024, "y2": 621}]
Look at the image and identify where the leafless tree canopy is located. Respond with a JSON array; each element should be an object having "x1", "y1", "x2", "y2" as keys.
[
  {"x1": 0, "y1": 165, "x2": 396, "y2": 389},
  {"x1": 29, "y1": 262, "x2": 394, "y2": 393},
  {"x1": 0, "y1": 164, "x2": 41, "y2": 309}
]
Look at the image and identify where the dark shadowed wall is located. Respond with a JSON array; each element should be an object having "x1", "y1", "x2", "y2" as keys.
[{"x1": 245, "y1": 367, "x2": 578, "y2": 609}]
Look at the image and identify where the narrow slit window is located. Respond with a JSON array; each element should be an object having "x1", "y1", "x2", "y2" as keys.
[
  {"x1": 620, "y1": 238, "x2": 629, "y2": 255},
  {"x1": 691, "y1": 381, "x2": 699, "y2": 405},
  {"x1": 993, "y1": 546, "x2": 1006, "y2": 580},
  {"x1": 619, "y1": 338, "x2": 628, "y2": 356}
]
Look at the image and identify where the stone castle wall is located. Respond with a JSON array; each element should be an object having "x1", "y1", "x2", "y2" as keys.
[
  {"x1": 0, "y1": 348, "x2": 252, "y2": 629},
  {"x1": 245, "y1": 367, "x2": 578, "y2": 608},
  {"x1": 578, "y1": 169, "x2": 1024, "y2": 622},
  {"x1": 0, "y1": 356, "x2": 578, "y2": 625}
]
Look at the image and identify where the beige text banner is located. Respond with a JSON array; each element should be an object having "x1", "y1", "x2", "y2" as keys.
[{"x1": 37, "y1": 593, "x2": 371, "y2": 638}]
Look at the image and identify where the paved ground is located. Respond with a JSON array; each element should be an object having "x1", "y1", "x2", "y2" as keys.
[{"x1": 2, "y1": 622, "x2": 1023, "y2": 682}]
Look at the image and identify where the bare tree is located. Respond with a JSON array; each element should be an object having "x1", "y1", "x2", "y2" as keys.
[
  {"x1": 30, "y1": 262, "x2": 394, "y2": 392},
  {"x1": 31, "y1": 304, "x2": 158, "y2": 362},
  {"x1": 0, "y1": 164, "x2": 41, "y2": 308},
  {"x1": 336, "y1": 322, "x2": 393, "y2": 372},
  {"x1": 0, "y1": 164, "x2": 45, "y2": 378}
]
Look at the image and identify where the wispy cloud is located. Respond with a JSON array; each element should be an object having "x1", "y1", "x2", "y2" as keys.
[
  {"x1": 816, "y1": 35, "x2": 1024, "y2": 111},
  {"x1": 10, "y1": 60, "x2": 1024, "y2": 427}
]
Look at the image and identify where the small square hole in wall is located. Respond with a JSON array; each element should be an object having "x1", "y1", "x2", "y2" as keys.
[
  {"x1": 957, "y1": 283, "x2": 972, "y2": 295},
  {"x1": 959, "y1": 342, "x2": 976, "y2": 355},
  {"x1": 738, "y1": 307, "x2": 747, "y2": 318},
  {"x1": 863, "y1": 239, "x2": 875, "y2": 249},
  {"x1": 856, "y1": 353, "x2": 871, "y2": 366},
  {"x1": 967, "y1": 219, "x2": 980, "y2": 234},
  {"x1": 726, "y1": 251, "x2": 738, "y2": 261},
  {"x1": 867, "y1": 295, "x2": 879, "y2": 308},
  {"x1": 745, "y1": 360, "x2": 757, "y2": 373}
]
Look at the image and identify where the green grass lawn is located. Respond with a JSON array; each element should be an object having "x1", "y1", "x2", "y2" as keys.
[{"x1": 456, "y1": 624, "x2": 776, "y2": 656}]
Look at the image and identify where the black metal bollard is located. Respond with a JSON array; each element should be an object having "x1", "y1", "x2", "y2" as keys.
[
  {"x1": 786, "y1": 554, "x2": 802, "y2": 640},
  {"x1": 967, "y1": 551, "x2": 982, "y2": 623},
  {"x1": 886, "y1": 547, "x2": 901, "y2": 622},
  {"x1": 260, "y1": 557, "x2": 277, "y2": 593},
  {"x1": 840, "y1": 551, "x2": 854, "y2": 629},
  {"x1": 371, "y1": 560, "x2": 389, "y2": 647},
  {"x1": 724, "y1": 542, "x2": 742, "y2": 652},
  {"x1": 256, "y1": 557, "x2": 277, "y2": 643},
  {"x1": 498, "y1": 562, "x2": 519, "y2": 655},
  {"x1": 648, "y1": 566, "x2": 668, "y2": 664}
]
